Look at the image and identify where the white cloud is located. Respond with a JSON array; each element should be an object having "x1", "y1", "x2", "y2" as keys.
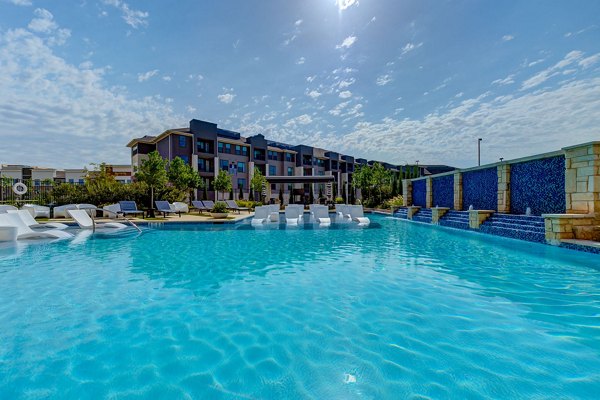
[
  {"x1": 329, "y1": 101, "x2": 351, "y2": 116},
  {"x1": 492, "y1": 74, "x2": 515, "y2": 86},
  {"x1": 137, "y1": 69, "x2": 159, "y2": 82},
  {"x1": 579, "y1": 53, "x2": 600, "y2": 69},
  {"x1": 306, "y1": 75, "x2": 316, "y2": 83},
  {"x1": 218, "y1": 91, "x2": 236, "y2": 104},
  {"x1": 102, "y1": 0, "x2": 149, "y2": 29},
  {"x1": 284, "y1": 114, "x2": 313, "y2": 127},
  {"x1": 28, "y1": 9, "x2": 57, "y2": 33},
  {"x1": 401, "y1": 42, "x2": 423, "y2": 55},
  {"x1": 162, "y1": 75, "x2": 172, "y2": 82},
  {"x1": 376, "y1": 74, "x2": 393, "y2": 86},
  {"x1": 339, "y1": 90, "x2": 352, "y2": 99},
  {"x1": 521, "y1": 50, "x2": 583, "y2": 90},
  {"x1": 0, "y1": 27, "x2": 182, "y2": 167},
  {"x1": 295, "y1": 19, "x2": 303, "y2": 26},
  {"x1": 306, "y1": 90, "x2": 321, "y2": 99},
  {"x1": 6, "y1": 0, "x2": 32, "y2": 5},
  {"x1": 336, "y1": 0, "x2": 359, "y2": 11},
  {"x1": 502, "y1": 35, "x2": 515, "y2": 42},
  {"x1": 296, "y1": 56, "x2": 305, "y2": 65},
  {"x1": 338, "y1": 78, "x2": 355, "y2": 89},
  {"x1": 336, "y1": 35, "x2": 357, "y2": 49},
  {"x1": 340, "y1": 78, "x2": 600, "y2": 166},
  {"x1": 186, "y1": 105, "x2": 196, "y2": 114},
  {"x1": 528, "y1": 59, "x2": 545, "y2": 67}
]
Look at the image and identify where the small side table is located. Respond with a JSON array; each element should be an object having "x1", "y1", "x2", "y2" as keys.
[{"x1": 0, "y1": 226, "x2": 18, "y2": 242}]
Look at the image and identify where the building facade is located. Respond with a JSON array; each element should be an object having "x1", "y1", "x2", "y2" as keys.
[{"x1": 127, "y1": 118, "x2": 453, "y2": 202}]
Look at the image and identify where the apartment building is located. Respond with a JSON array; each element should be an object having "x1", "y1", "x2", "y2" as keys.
[
  {"x1": 0, "y1": 164, "x2": 132, "y2": 185},
  {"x1": 127, "y1": 118, "x2": 452, "y2": 202}
]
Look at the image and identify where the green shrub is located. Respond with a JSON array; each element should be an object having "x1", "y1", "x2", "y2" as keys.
[
  {"x1": 335, "y1": 196, "x2": 344, "y2": 204},
  {"x1": 383, "y1": 195, "x2": 404, "y2": 208},
  {"x1": 211, "y1": 201, "x2": 228, "y2": 213}
]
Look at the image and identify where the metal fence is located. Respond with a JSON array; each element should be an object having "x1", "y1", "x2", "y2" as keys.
[{"x1": 0, "y1": 180, "x2": 71, "y2": 206}]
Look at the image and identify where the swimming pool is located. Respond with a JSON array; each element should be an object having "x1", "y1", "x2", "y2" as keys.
[{"x1": 1, "y1": 215, "x2": 599, "y2": 399}]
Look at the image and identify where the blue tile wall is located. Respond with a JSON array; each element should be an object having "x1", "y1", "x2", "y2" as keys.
[
  {"x1": 510, "y1": 155, "x2": 566, "y2": 215},
  {"x1": 432, "y1": 175, "x2": 454, "y2": 208},
  {"x1": 412, "y1": 179, "x2": 426, "y2": 207},
  {"x1": 462, "y1": 168, "x2": 497, "y2": 211}
]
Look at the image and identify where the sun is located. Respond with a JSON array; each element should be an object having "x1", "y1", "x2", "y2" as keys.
[{"x1": 336, "y1": 0, "x2": 358, "y2": 12}]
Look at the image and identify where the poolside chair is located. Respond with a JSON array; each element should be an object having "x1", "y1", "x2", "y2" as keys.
[
  {"x1": 191, "y1": 200, "x2": 207, "y2": 214},
  {"x1": 155, "y1": 201, "x2": 181, "y2": 218},
  {"x1": 202, "y1": 200, "x2": 215, "y2": 210},
  {"x1": 335, "y1": 204, "x2": 352, "y2": 219},
  {"x1": 53, "y1": 204, "x2": 78, "y2": 218},
  {"x1": 77, "y1": 204, "x2": 98, "y2": 217},
  {"x1": 225, "y1": 200, "x2": 250, "y2": 214},
  {"x1": 118, "y1": 201, "x2": 145, "y2": 218},
  {"x1": 0, "y1": 213, "x2": 72, "y2": 240},
  {"x1": 172, "y1": 202, "x2": 189, "y2": 214},
  {"x1": 68, "y1": 209, "x2": 127, "y2": 229},
  {"x1": 284, "y1": 205, "x2": 304, "y2": 225},
  {"x1": 312, "y1": 205, "x2": 331, "y2": 225},
  {"x1": 267, "y1": 204, "x2": 280, "y2": 222},
  {"x1": 7, "y1": 210, "x2": 68, "y2": 230},
  {"x1": 349, "y1": 205, "x2": 370, "y2": 226},
  {"x1": 103, "y1": 203, "x2": 120, "y2": 217},
  {"x1": 0, "y1": 205, "x2": 18, "y2": 214},
  {"x1": 21, "y1": 204, "x2": 50, "y2": 218},
  {"x1": 251, "y1": 206, "x2": 269, "y2": 225}
]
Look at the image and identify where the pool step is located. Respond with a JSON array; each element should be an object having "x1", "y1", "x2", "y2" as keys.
[
  {"x1": 412, "y1": 208, "x2": 432, "y2": 223},
  {"x1": 439, "y1": 210, "x2": 470, "y2": 229},
  {"x1": 480, "y1": 214, "x2": 546, "y2": 243},
  {"x1": 393, "y1": 207, "x2": 409, "y2": 219}
]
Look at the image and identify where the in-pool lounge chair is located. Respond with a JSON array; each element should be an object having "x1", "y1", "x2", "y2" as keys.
[
  {"x1": 267, "y1": 204, "x2": 280, "y2": 222},
  {"x1": 284, "y1": 205, "x2": 303, "y2": 225},
  {"x1": 155, "y1": 201, "x2": 181, "y2": 218},
  {"x1": 0, "y1": 205, "x2": 18, "y2": 214},
  {"x1": 251, "y1": 206, "x2": 269, "y2": 225},
  {"x1": 350, "y1": 205, "x2": 370, "y2": 226},
  {"x1": 311, "y1": 205, "x2": 331, "y2": 226},
  {"x1": 335, "y1": 204, "x2": 352, "y2": 220},
  {"x1": 191, "y1": 200, "x2": 207, "y2": 214},
  {"x1": 118, "y1": 201, "x2": 145, "y2": 218},
  {"x1": 0, "y1": 213, "x2": 72, "y2": 240},
  {"x1": 225, "y1": 200, "x2": 250, "y2": 214},
  {"x1": 68, "y1": 209, "x2": 127, "y2": 229},
  {"x1": 7, "y1": 210, "x2": 68, "y2": 230}
]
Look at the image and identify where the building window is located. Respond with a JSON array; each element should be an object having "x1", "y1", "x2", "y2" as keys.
[
  {"x1": 220, "y1": 159, "x2": 229, "y2": 171},
  {"x1": 287, "y1": 167, "x2": 294, "y2": 176},
  {"x1": 271, "y1": 183, "x2": 276, "y2": 190},
  {"x1": 242, "y1": 146, "x2": 248, "y2": 156},
  {"x1": 287, "y1": 184, "x2": 293, "y2": 191},
  {"x1": 268, "y1": 150, "x2": 278, "y2": 161},
  {"x1": 225, "y1": 143, "x2": 232, "y2": 153},
  {"x1": 180, "y1": 155, "x2": 189, "y2": 165},
  {"x1": 78, "y1": 179, "x2": 84, "y2": 185},
  {"x1": 237, "y1": 162, "x2": 246, "y2": 173},
  {"x1": 68, "y1": 179, "x2": 74, "y2": 183},
  {"x1": 179, "y1": 136, "x2": 187, "y2": 148},
  {"x1": 285, "y1": 153, "x2": 295, "y2": 162},
  {"x1": 235, "y1": 145, "x2": 241, "y2": 155},
  {"x1": 197, "y1": 139, "x2": 213, "y2": 154},
  {"x1": 218, "y1": 142, "x2": 224, "y2": 153},
  {"x1": 198, "y1": 159, "x2": 206, "y2": 171},
  {"x1": 269, "y1": 165, "x2": 277, "y2": 176},
  {"x1": 237, "y1": 178, "x2": 246, "y2": 189}
]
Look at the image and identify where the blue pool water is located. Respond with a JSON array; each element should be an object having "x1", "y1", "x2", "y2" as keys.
[{"x1": 1, "y1": 215, "x2": 600, "y2": 399}]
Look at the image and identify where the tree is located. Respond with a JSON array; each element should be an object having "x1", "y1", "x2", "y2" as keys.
[
  {"x1": 214, "y1": 170, "x2": 232, "y2": 201},
  {"x1": 85, "y1": 162, "x2": 121, "y2": 205},
  {"x1": 229, "y1": 186, "x2": 234, "y2": 200},
  {"x1": 371, "y1": 162, "x2": 392, "y2": 207},
  {"x1": 135, "y1": 151, "x2": 167, "y2": 217},
  {"x1": 250, "y1": 168, "x2": 267, "y2": 202},
  {"x1": 238, "y1": 184, "x2": 243, "y2": 201},
  {"x1": 278, "y1": 185, "x2": 284, "y2": 205},
  {"x1": 168, "y1": 157, "x2": 203, "y2": 203},
  {"x1": 352, "y1": 164, "x2": 373, "y2": 204},
  {"x1": 203, "y1": 179, "x2": 208, "y2": 200}
]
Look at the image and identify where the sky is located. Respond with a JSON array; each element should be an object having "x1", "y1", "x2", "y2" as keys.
[{"x1": 0, "y1": 0, "x2": 599, "y2": 169}]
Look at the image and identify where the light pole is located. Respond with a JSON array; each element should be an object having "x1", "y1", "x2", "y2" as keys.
[
  {"x1": 415, "y1": 160, "x2": 420, "y2": 178},
  {"x1": 478, "y1": 138, "x2": 482, "y2": 166}
]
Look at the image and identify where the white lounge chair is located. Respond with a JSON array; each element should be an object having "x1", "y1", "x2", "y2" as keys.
[
  {"x1": 312, "y1": 205, "x2": 331, "y2": 225},
  {"x1": 21, "y1": 204, "x2": 50, "y2": 218},
  {"x1": 77, "y1": 204, "x2": 98, "y2": 217},
  {"x1": 7, "y1": 210, "x2": 68, "y2": 230},
  {"x1": 0, "y1": 213, "x2": 72, "y2": 240},
  {"x1": 172, "y1": 202, "x2": 189, "y2": 214},
  {"x1": 251, "y1": 206, "x2": 269, "y2": 225},
  {"x1": 335, "y1": 204, "x2": 352, "y2": 220},
  {"x1": 284, "y1": 205, "x2": 301, "y2": 225},
  {"x1": 267, "y1": 205, "x2": 280, "y2": 222},
  {"x1": 53, "y1": 204, "x2": 78, "y2": 218},
  {"x1": 68, "y1": 209, "x2": 127, "y2": 230},
  {"x1": 0, "y1": 205, "x2": 18, "y2": 214},
  {"x1": 350, "y1": 205, "x2": 370, "y2": 225},
  {"x1": 103, "y1": 203, "x2": 121, "y2": 217}
]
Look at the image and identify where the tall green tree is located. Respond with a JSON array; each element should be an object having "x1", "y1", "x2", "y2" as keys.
[
  {"x1": 371, "y1": 162, "x2": 392, "y2": 206},
  {"x1": 214, "y1": 170, "x2": 232, "y2": 201},
  {"x1": 250, "y1": 168, "x2": 267, "y2": 202},
  {"x1": 85, "y1": 162, "x2": 120, "y2": 205},
  {"x1": 168, "y1": 157, "x2": 203, "y2": 203},
  {"x1": 135, "y1": 151, "x2": 167, "y2": 216}
]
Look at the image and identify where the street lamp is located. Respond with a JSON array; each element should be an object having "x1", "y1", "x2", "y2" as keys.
[
  {"x1": 478, "y1": 138, "x2": 482, "y2": 166},
  {"x1": 415, "y1": 160, "x2": 420, "y2": 177}
]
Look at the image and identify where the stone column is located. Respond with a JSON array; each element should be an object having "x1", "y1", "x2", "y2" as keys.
[
  {"x1": 407, "y1": 206, "x2": 421, "y2": 220},
  {"x1": 453, "y1": 172, "x2": 462, "y2": 210},
  {"x1": 497, "y1": 163, "x2": 511, "y2": 214},
  {"x1": 564, "y1": 142, "x2": 600, "y2": 216},
  {"x1": 426, "y1": 177, "x2": 433, "y2": 209},
  {"x1": 402, "y1": 179, "x2": 412, "y2": 206},
  {"x1": 468, "y1": 210, "x2": 495, "y2": 229},
  {"x1": 431, "y1": 207, "x2": 450, "y2": 224}
]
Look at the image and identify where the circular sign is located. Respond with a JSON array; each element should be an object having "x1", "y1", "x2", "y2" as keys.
[{"x1": 12, "y1": 182, "x2": 28, "y2": 195}]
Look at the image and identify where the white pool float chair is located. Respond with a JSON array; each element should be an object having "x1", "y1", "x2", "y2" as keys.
[
  {"x1": 0, "y1": 213, "x2": 72, "y2": 240},
  {"x1": 7, "y1": 210, "x2": 68, "y2": 230},
  {"x1": 68, "y1": 209, "x2": 127, "y2": 230}
]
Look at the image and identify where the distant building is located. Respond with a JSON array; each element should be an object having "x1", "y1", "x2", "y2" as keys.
[{"x1": 126, "y1": 118, "x2": 443, "y2": 202}]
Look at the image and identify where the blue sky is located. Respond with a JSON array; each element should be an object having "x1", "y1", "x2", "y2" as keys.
[{"x1": 0, "y1": 0, "x2": 599, "y2": 168}]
